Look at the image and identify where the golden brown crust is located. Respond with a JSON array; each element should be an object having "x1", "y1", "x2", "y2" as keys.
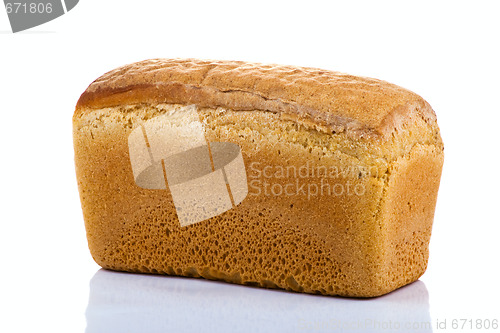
[
  {"x1": 73, "y1": 60, "x2": 444, "y2": 297},
  {"x1": 73, "y1": 104, "x2": 443, "y2": 297},
  {"x1": 76, "y1": 59, "x2": 437, "y2": 139}
]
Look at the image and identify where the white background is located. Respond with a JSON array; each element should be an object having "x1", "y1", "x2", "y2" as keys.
[{"x1": 1, "y1": 1, "x2": 499, "y2": 332}]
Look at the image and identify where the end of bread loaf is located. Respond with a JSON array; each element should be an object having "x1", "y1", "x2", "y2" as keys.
[{"x1": 73, "y1": 59, "x2": 443, "y2": 297}]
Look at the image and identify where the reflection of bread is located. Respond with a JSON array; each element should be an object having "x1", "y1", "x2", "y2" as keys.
[
  {"x1": 73, "y1": 59, "x2": 444, "y2": 297},
  {"x1": 87, "y1": 270, "x2": 431, "y2": 332}
]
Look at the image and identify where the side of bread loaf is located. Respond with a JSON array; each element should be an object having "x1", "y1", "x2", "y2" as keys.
[{"x1": 73, "y1": 59, "x2": 443, "y2": 297}]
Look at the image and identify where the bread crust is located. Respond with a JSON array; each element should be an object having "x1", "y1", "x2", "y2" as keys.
[
  {"x1": 73, "y1": 60, "x2": 444, "y2": 297},
  {"x1": 76, "y1": 59, "x2": 437, "y2": 139}
]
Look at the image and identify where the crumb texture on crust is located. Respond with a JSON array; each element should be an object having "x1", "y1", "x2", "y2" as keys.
[
  {"x1": 73, "y1": 103, "x2": 444, "y2": 297},
  {"x1": 76, "y1": 58, "x2": 437, "y2": 139}
]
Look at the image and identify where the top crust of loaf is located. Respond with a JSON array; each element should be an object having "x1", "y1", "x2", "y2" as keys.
[{"x1": 76, "y1": 58, "x2": 437, "y2": 139}]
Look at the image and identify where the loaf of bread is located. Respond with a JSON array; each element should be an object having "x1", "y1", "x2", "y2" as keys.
[{"x1": 73, "y1": 59, "x2": 444, "y2": 297}]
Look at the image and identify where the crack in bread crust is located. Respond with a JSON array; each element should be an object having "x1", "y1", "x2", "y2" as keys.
[
  {"x1": 76, "y1": 58, "x2": 439, "y2": 140},
  {"x1": 75, "y1": 103, "x2": 442, "y2": 166}
]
